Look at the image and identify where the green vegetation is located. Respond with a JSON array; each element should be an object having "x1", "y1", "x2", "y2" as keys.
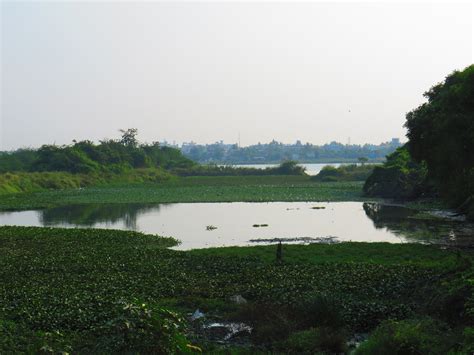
[
  {"x1": 0, "y1": 169, "x2": 174, "y2": 195},
  {"x1": 364, "y1": 65, "x2": 474, "y2": 220},
  {"x1": 0, "y1": 129, "x2": 308, "y2": 180},
  {"x1": 182, "y1": 138, "x2": 401, "y2": 164},
  {"x1": 354, "y1": 318, "x2": 456, "y2": 355},
  {"x1": 363, "y1": 146, "x2": 429, "y2": 199},
  {"x1": 1, "y1": 226, "x2": 472, "y2": 353},
  {"x1": 0, "y1": 129, "x2": 194, "y2": 174},
  {"x1": 405, "y1": 65, "x2": 474, "y2": 206},
  {"x1": 174, "y1": 160, "x2": 307, "y2": 177},
  {"x1": 312, "y1": 164, "x2": 376, "y2": 182},
  {"x1": 0, "y1": 176, "x2": 365, "y2": 211}
]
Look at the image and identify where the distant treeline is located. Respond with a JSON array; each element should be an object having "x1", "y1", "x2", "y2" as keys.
[
  {"x1": 364, "y1": 65, "x2": 474, "y2": 220},
  {"x1": 180, "y1": 139, "x2": 401, "y2": 164},
  {"x1": 173, "y1": 160, "x2": 306, "y2": 177},
  {"x1": 0, "y1": 129, "x2": 195, "y2": 174},
  {"x1": 0, "y1": 130, "x2": 309, "y2": 188}
]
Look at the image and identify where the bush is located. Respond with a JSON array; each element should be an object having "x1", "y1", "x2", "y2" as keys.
[
  {"x1": 93, "y1": 300, "x2": 192, "y2": 353},
  {"x1": 173, "y1": 160, "x2": 307, "y2": 177},
  {"x1": 363, "y1": 146, "x2": 429, "y2": 199},
  {"x1": 0, "y1": 130, "x2": 196, "y2": 175},
  {"x1": 295, "y1": 294, "x2": 344, "y2": 329},
  {"x1": 461, "y1": 327, "x2": 474, "y2": 354},
  {"x1": 0, "y1": 319, "x2": 74, "y2": 354},
  {"x1": 279, "y1": 327, "x2": 347, "y2": 354},
  {"x1": 272, "y1": 160, "x2": 307, "y2": 175},
  {"x1": 355, "y1": 318, "x2": 454, "y2": 355},
  {"x1": 313, "y1": 164, "x2": 375, "y2": 182},
  {"x1": 232, "y1": 303, "x2": 297, "y2": 344}
]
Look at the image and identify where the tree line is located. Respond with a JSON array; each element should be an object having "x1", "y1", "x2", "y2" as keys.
[
  {"x1": 181, "y1": 139, "x2": 401, "y2": 164},
  {"x1": 0, "y1": 129, "x2": 195, "y2": 174},
  {"x1": 364, "y1": 64, "x2": 474, "y2": 219}
]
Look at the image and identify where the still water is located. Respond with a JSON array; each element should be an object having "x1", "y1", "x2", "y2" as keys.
[{"x1": 1, "y1": 202, "x2": 472, "y2": 250}]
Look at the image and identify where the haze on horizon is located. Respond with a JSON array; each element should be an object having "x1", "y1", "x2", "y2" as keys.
[{"x1": 1, "y1": 1, "x2": 472, "y2": 151}]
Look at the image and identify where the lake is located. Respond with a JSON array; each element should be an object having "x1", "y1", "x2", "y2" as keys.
[{"x1": 1, "y1": 202, "x2": 472, "y2": 250}]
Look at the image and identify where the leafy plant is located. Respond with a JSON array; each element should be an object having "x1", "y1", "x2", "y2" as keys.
[{"x1": 355, "y1": 318, "x2": 455, "y2": 355}]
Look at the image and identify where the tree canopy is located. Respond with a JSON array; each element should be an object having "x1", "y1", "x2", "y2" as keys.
[
  {"x1": 364, "y1": 65, "x2": 474, "y2": 219},
  {"x1": 405, "y1": 65, "x2": 474, "y2": 204},
  {"x1": 364, "y1": 64, "x2": 474, "y2": 217},
  {"x1": 0, "y1": 129, "x2": 195, "y2": 174}
]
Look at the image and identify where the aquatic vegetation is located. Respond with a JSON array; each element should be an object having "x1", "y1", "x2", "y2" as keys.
[
  {"x1": 0, "y1": 177, "x2": 366, "y2": 211},
  {"x1": 249, "y1": 236, "x2": 338, "y2": 244},
  {"x1": 1, "y1": 226, "x2": 470, "y2": 352},
  {"x1": 354, "y1": 318, "x2": 456, "y2": 355}
]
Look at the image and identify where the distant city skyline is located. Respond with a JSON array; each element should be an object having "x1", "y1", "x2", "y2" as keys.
[{"x1": 1, "y1": 2, "x2": 472, "y2": 150}]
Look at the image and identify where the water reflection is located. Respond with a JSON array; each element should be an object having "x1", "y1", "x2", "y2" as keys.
[
  {"x1": 1, "y1": 202, "x2": 473, "y2": 249},
  {"x1": 40, "y1": 203, "x2": 161, "y2": 229},
  {"x1": 363, "y1": 202, "x2": 474, "y2": 245}
]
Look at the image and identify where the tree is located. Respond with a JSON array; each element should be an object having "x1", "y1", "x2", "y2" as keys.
[
  {"x1": 119, "y1": 128, "x2": 139, "y2": 147},
  {"x1": 364, "y1": 64, "x2": 474, "y2": 217},
  {"x1": 404, "y1": 65, "x2": 474, "y2": 205}
]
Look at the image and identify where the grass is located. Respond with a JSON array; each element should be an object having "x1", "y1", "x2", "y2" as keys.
[
  {"x1": 0, "y1": 176, "x2": 367, "y2": 211},
  {"x1": 0, "y1": 226, "x2": 471, "y2": 353},
  {"x1": 0, "y1": 169, "x2": 174, "y2": 195},
  {"x1": 188, "y1": 242, "x2": 459, "y2": 268}
]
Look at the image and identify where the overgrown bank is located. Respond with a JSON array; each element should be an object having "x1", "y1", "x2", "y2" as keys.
[
  {"x1": 0, "y1": 226, "x2": 472, "y2": 353},
  {"x1": 0, "y1": 169, "x2": 175, "y2": 195},
  {"x1": 364, "y1": 65, "x2": 474, "y2": 220},
  {"x1": 0, "y1": 176, "x2": 366, "y2": 211}
]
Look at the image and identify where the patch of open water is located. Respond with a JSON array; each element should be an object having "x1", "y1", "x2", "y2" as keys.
[{"x1": 1, "y1": 202, "x2": 473, "y2": 250}]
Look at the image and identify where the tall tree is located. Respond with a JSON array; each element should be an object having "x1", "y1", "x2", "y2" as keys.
[
  {"x1": 404, "y1": 65, "x2": 474, "y2": 204},
  {"x1": 119, "y1": 128, "x2": 139, "y2": 147}
]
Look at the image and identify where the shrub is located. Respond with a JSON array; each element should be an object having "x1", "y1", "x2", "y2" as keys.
[
  {"x1": 280, "y1": 327, "x2": 347, "y2": 354},
  {"x1": 355, "y1": 318, "x2": 454, "y2": 355},
  {"x1": 93, "y1": 300, "x2": 192, "y2": 353},
  {"x1": 313, "y1": 164, "x2": 375, "y2": 182},
  {"x1": 363, "y1": 146, "x2": 429, "y2": 199},
  {"x1": 295, "y1": 294, "x2": 344, "y2": 329},
  {"x1": 231, "y1": 303, "x2": 297, "y2": 344}
]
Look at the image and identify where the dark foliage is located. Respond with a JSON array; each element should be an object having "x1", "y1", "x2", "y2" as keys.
[
  {"x1": 0, "y1": 130, "x2": 195, "y2": 174},
  {"x1": 405, "y1": 65, "x2": 474, "y2": 206},
  {"x1": 172, "y1": 160, "x2": 307, "y2": 177},
  {"x1": 364, "y1": 65, "x2": 474, "y2": 211},
  {"x1": 312, "y1": 163, "x2": 375, "y2": 182},
  {"x1": 182, "y1": 139, "x2": 401, "y2": 164},
  {"x1": 363, "y1": 146, "x2": 429, "y2": 199}
]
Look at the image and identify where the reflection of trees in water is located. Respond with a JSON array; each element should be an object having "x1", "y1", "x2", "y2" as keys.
[
  {"x1": 40, "y1": 203, "x2": 162, "y2": 230},
  {"x1": 363, "y1": 203, "x2": 415, "y2": 225},
  {"x1": 362, "y1": 202, "x2": 459, "y2": 243}
]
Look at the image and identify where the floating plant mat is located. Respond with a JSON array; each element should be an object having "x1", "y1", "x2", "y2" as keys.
[{"x1": 249, "y1": 236, "x2": 338, "y2": 244}]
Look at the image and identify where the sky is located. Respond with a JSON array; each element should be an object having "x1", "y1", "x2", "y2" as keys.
[{"x1": 1, "y1": 1, "x2": 473, "y2": 150}]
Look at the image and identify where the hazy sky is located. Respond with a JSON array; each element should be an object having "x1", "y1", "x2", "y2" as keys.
[{"x1": 1, "y1": 1, "x2": 473, "y2": 150}]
